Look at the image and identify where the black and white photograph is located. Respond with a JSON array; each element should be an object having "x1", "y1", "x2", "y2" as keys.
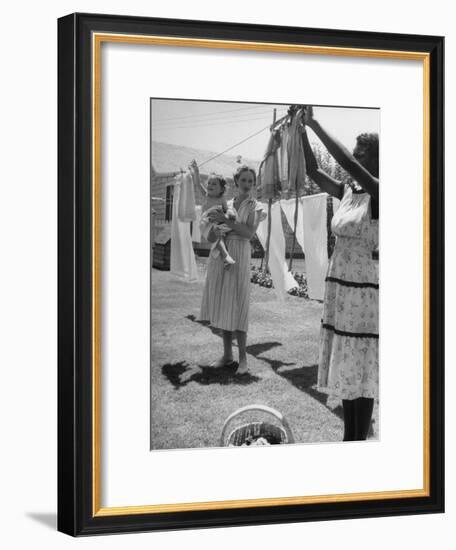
[
  {"x1": 0, "y1": 0, "x2": 448, "y2": 543},
  {"x1": 150, "y1": 99, "x2": 380, "y2": 450}
]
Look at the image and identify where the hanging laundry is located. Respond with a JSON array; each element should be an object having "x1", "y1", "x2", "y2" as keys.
[
  {"x1": 301, "y1": 193, "x2": 328, "y2": 301},
  {"x1": 256, "y1": 201, "x2": 298, "y2": 300},
  {"x1": 192, "y1": 205, "x2": 202, "y2": 243},
  {"x1": 280, "y1": 197, "x2": 304, "y2": 255},
  {"x1": 281, "y1": 193, "x2": 329, "y2": 301},
  {"x1": 178, "y1": 170, "x2": 196, "y2": 222},
  {"x1": 287, "y1": 113, "x2": 307, "y2": 196},
  {"x1": 257, "y1": 130, "x2": 281, "y2": 200},
  {"x1": 279, "y1": 123, "x2": 290, "y2": 195},
  {"x1": 171, "y1": 174, "x2": 198, "y2": 282}
]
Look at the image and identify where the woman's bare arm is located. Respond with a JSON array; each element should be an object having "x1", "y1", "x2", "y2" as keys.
[
  {"x1": 305, "y1": 107, "x2": 379, "y2": 199},
  {"x1": 208, "y1": 210, "x2": 256, "y2": 239},
  {"x1": 302, "y1": 129, "x2": 344, "y2": 200}
]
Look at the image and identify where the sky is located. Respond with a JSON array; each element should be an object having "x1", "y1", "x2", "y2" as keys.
[{"x1": 151, "y1": 99, "x2": 380, "y2": 162}]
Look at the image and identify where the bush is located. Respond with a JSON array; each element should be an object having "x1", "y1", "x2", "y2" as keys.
[{"x1": 250, "y1": 266, "x2": 309, "y2": 299}]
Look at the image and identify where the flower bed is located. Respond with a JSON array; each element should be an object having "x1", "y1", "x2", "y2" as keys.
[{"x1": 250, "y1": 266, "x2": 309, "y2": 299}]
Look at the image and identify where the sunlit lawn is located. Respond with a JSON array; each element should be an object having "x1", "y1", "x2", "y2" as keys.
[{"x1": 150, "y1": 259, "x2": 378, "y2": 450}]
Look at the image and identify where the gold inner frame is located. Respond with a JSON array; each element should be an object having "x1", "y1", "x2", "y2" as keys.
[{"x1": 91, "y1": 32, "x2": 430, "y2": 517}]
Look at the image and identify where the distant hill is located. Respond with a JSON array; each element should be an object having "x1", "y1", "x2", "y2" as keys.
[{"x1": 151, "y1": 141, "x2": 260, "y2": 179}]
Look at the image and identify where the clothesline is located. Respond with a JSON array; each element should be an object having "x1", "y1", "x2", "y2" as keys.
[
  {"x1": 154, "y1": 109, "x2": 288, "y2": 130},
  {"x1": 169, "y1": 156, "x2": 338, "y2": 301},
  {"x1": 197, "y1": 124, "x2": 272, "y2": 169},
  {"x1": 154, "y1": 104, "x2": 281, "y2": 125}
]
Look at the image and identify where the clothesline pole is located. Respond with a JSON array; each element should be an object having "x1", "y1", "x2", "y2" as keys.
[
  {"x1": 288, "y1": 110, "x2": 303, "y2": 272},
  {"x1": 264, "y1": 108, "x2": 277, "y2": 273},
  {"x1": 265, "y1": 201, "x2": 272, "y2": 271},
  {"x1": 288, "y1": 188, "x2": 299, "y2": 271}
]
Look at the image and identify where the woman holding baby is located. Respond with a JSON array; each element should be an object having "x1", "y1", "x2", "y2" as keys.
[{"x1": 190, "y1": 162, "x2": 264, "y2": 375}]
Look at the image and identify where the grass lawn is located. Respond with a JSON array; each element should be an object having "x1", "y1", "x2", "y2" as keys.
[{"x1": 151, "y1": 260, "x2": 378, "y2": 450}]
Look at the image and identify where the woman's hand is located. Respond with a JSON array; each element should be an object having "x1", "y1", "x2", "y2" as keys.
[
  {"x1": 208, "y1": 225, "x2": 229, "y2": 241},
  {"x1": 208, "y1": 210, "x2": 227, "y2": 224},
  {"x1": 215, "y1": 224, "x2": 231, "y2": 236}
]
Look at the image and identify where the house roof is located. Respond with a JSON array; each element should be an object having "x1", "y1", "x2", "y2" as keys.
[{"x1": 151, "y1": 141, "x2": 260, "y2": 179}]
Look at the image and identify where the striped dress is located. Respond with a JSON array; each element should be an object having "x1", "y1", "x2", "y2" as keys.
[
  {"x1": 318, "y1": 184, "x2": 379, "y2": 400},
  {"x1": 199, "y1": 197, "x2": 260, "y2": 333}
]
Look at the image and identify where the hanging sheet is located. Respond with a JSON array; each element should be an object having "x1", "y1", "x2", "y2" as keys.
[
  {"x1": 177, "y1": 170, "x2": 196, "y2": 222},
  {"x1": 171, "y1": 174, "x2": 198, "y2": 281},
  {"x1": 281, "y1": 193, "x2": 329, "y2": 301},
  {"x1": 256, "y1": 201, "x2": 298, "y2": 300},
  {"x1": 192, "y1": 205, "x2": 202, "y2": 243},
  {"x1": 280, "y1": 198, "x2": 305, "y2": 257},
  {"x1": 301, "y1": 193, "x2": 328, "y2": 301}
]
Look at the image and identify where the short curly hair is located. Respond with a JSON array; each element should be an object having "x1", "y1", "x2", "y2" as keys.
[
  {"x1": 207, "y1": 173, "x2": 227, "y2": 196},
  {"x1": 233, "y1": 164, "x2": 256, "y2": 186},
  {"x1": 356, "y1": 132, "x2": 379, "y2": 169}
]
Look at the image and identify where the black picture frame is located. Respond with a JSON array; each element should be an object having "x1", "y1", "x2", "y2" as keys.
[{"x1": 58, "y1": 12, "x2": 444, "y2": 536}]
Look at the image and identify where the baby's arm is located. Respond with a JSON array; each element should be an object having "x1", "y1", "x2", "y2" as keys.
[{"x1": 189, "y1": 159, "x2": 207, "y2": 195}]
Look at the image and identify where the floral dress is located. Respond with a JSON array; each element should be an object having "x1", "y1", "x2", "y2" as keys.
[{"x1": 318, "y1": 184, "x2": 379, "y2": 400}]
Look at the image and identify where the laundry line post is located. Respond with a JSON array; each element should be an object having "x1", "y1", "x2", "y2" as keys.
[
  {"x1": 288, "y1": 186, "x2": 299, "y2": 272},
  {"x1": 288, "y1": 109, "x2": 304, "y2": 272},
  {"x1": 264, "y1": 108, "x2": 276, "y2": 273}
]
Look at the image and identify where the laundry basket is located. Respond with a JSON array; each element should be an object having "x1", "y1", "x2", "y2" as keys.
[{"x1": 220, "y1": 404, "x2": 294, "y2": 447}]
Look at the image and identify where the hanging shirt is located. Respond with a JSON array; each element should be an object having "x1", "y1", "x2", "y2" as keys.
[
  {"x1": 171, "y1": 174, "x2": 198, "y2": 281},
  {"x1": 256, "y1": 201, "x2": 298, "y2": 300}
]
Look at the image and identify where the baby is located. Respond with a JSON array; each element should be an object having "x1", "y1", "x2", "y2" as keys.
[{"x1": 189, "y1": 160, "x2": 236, "y2": 269}]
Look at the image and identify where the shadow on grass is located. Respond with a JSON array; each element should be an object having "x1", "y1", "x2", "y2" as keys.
[
  {"x1": 162, "y1": 361, "x2": 260, "y2": 389},
  {"x1": 183, "y1": 313, "x2": 374, "y2": 435},
  {"x1": 275, "y1": 364, "x2": 375, "y2": 435},
  {"x1": 273, "y1": 363, "x2": 343, "y2": 422},
  {"x1": 185, "y1": 314, "x2": 222, "y2": 337}
]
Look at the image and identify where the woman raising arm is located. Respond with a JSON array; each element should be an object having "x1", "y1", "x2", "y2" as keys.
[
  {"x1": 300, "y1": 106, "x2": 380, "y2": 442},
  {"x1": 303, "y1": 106, "x2": 379, "y2": 199},
  {"x1": 301, "y1": 125, "x2": 344, "y2": 200}
]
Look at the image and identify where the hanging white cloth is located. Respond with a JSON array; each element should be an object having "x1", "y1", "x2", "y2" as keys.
[
  {"x1": 280, "y1": 197, "x2": 305, "y2": 256},
  {"x1": 301, "y1": 193, "x2": 328, "y2": 301},
  {"x1": 332, "y1": 196, "x2": 341, "y2": 214},
  {"x1": 256, "y1": 201, "x2": 298, "y2": 300},
  {"x1": 281, "y1": 193, "x2": 329, "y2": 301},
  {"x1": 178, "y1": 170, "x2": 196, "y2": 222},
  {"x1": 171, "y1": 174, "x2": 198, "y2": 282},
  {"x1": 192, "y1": 205, "x2": 202, "y2": 243}
]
